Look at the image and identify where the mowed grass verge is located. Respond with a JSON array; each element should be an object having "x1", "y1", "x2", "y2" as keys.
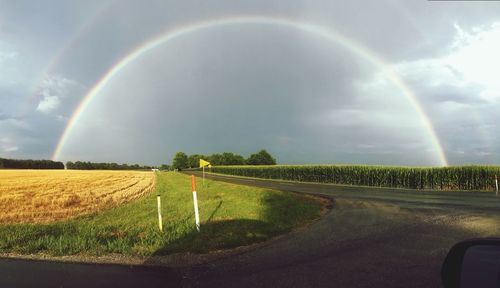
[{"x1": 0, "y1": 172, "x2": 324, "y2": 257}]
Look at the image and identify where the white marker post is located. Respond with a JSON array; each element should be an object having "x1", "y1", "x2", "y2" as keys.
[
  {"x1": 157, "y1": 195, "x2": 163, "y2": 232},
  {"x1": 191, "y1": 175, "x2": 200, "y2": 232},
  {"x1": 495, "y1": 175, "x2": 499, "y2": 196}
]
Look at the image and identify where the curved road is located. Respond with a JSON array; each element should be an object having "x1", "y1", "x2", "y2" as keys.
[{"x1": 2, "y1": 172, "x2": 500, "y2": 287}]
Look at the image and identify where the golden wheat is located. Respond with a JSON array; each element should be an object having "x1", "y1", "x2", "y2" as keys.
[{"x1": 0, "y1": 170, "x2": 155, "y2": 224}]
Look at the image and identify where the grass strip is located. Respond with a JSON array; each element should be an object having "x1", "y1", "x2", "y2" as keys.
[{"x1": 0, "y1": 172, "x2": 323, "y2": 257}]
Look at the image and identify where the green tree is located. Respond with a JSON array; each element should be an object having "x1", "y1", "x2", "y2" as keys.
[
  {"x1": 188, "y1": 154, "x2": 205, "y2": 168},
  {"x1": 208, "y1": 153, "x2": 223, "y2": 165},
  {"x1": 172, "y1": 152, "x2": 188, "y2": 170},
  {"x1": 246, "y1": 149, "x2": 276, "y2": 165},
  {"x1": 220, "y1": 152, "x2": 246, "y2": 165}
]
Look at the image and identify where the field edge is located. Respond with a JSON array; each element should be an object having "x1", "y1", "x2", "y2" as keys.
[{"x1": 0, "y1": 191, "x2": 332, "y2": 267}]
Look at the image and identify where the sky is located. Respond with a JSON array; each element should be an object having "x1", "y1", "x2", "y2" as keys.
[{"x1": 1, "y1": 0, "x2": 500, "y2": 166}]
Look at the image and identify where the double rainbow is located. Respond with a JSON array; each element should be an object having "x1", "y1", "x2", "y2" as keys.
[{"x1": 51, "y1": 16, "x2": 448, "y2": 166}]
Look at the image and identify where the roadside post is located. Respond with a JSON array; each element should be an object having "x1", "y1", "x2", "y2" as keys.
[
  {"x1": 157, "y1": 195, "x2": 163, "y2": 232},
  {"x1": 495, "y1": 175, "x2": 498, "y2": 196},
  {"x1": 191, "y1": 175, "x2": 200, "y2": 232}
]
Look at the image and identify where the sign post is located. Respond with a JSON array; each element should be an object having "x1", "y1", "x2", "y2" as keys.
[
  {"x1": 157, "y1": 195, "x2": 163, "y2": 232},
  {"x1": 495, "y1": 175, "x2": 498, "y2": 196},
  {"x1": 199, "y1": 159, "x2": 211, "y2": 188},
  {"x1": 191, "y1": 175, "x2": 200, "y2": 232}
]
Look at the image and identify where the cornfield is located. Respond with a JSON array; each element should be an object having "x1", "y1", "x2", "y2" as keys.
[
  {"x1": 0, "y1": 170, "x2": 155, "y2": 224},
  {"x1": 211, "y1": 165, "x2": 500, "y2": 191}
]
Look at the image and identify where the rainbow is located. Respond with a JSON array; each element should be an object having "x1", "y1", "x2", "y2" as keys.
[
  {"x1": 20, "y1": 1, "x2": 115, "y2": 117},
  {"x1": 51, "y1": 16, "x2": 448, "y2": 166}
]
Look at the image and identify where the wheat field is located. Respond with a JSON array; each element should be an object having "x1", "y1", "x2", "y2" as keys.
[{"x1": 0, "y1": 170, "x2": 155, "y2": 224}]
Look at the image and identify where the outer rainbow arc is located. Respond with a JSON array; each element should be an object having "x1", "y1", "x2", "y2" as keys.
[
  {"x1": 21, "y1": 0, "x2": 116, "y2": 117},
  {"x1": 52, "y1": 16, "x2": 448, "y2": 166}
]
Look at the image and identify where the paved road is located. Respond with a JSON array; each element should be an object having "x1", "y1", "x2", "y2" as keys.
[
  {"x1": 0, "y1": 257, "x2": 182, "y2": 288},
  {"x1": 180, "y1": 172, "x2": 500, "y2": 287},
  {"x1": 2, "y1": 172, "x2": 500, "y2": 287},
  {"x1": 190, "y1": 172, "x2": 500, "y2": 210}
]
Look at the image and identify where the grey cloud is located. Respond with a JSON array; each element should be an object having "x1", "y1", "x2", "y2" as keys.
[
  {"x1": 1, "y1": 0, "x2": 500, "y2": 165},
  {"x1": 33, "y1": 74, "x2": 85, "y2": 117},
  {"x1": 36, "y1": 96, "x2": 61, "y2": 114},
  {"x1": 0, "y1": 113, "x2": 11, "y2": 121},
  {"x1": 422, "y1": 85, "x2": 486, "y2": 106},
  {"x1": 60, "y1": 26, "x2": 396, "y2": 165}
]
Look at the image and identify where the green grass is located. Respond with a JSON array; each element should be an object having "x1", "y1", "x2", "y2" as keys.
[{"x1": 0, "y1": 172, "x2": 323, "y2": 257}]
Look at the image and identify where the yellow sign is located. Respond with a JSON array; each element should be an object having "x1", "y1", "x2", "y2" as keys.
[{"x1": 199, "y1": 159, "x2": 211, "y2": 168}]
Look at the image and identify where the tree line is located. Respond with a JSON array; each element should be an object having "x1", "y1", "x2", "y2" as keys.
[
  {"x1": 171, "y1": 149, "x2": 276, "y2": 170},
  {"x1": 0, "y1": 158, "x2": 64, "y2": 169},
  {"x1": 66, "y1": 161, "x2": 156, "y2": 170}
]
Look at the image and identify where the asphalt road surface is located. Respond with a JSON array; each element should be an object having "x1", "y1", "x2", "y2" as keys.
[
  {"x1": 3, "y1": 172, "x2": 500, "y2": 288},
  {"x1": 0, "y1": 257, "x2": 182, "y2": 288}
]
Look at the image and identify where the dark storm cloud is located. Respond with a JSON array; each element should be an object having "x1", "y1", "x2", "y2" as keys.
[
  {"x1": 61, "y1": 26, "x2": 379, "y2": 164},
  {"x1": 1, "y1": 0, "x2": 500, "y2": 165},
  {"x1": 61, "y1": 24, "x2": 439, "y2": 165}
]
